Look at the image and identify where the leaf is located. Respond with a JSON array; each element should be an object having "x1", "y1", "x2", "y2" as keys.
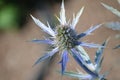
[
  {"x1": 79, "y1": 42, "x2": 104, "y2": 48},
  {"x1": 30, "y1": 39, "x2": 54, "y2": 44},
  {"x1": 104, "y1": 22, "x2": 120, "y2": 31},
  {"x1": 31, "y1": 15, "x2": 55, "y2": 36},
  {"x1": 60, "y1": 0, "x2": 66, "y2": 25},
  {"x1": 33, "y1": 47, "x2": 58, "y2": 66},
  {"x1": 70, "y1": 48, "x2": 98, "y2": 78},
  {"x1": 71, "y1": 7, "x2": 84, "y2": 29},
  {"x1": 59, "y1": 50, "x2": 69, "y2": 74},
  {"x1": 113, "y1": 44, "x2": 120, "y2": 49},
  {"x1": 63, "y1": 71, "x2": 91, "y2": 79},
  {"x1": 94, "y1": 39, "x2": 108, "y2": 73},
  {"x1": 118, "y1": 0, "x2": 120, "y2": 4},
  {"x1": 77, "y1": 24, "x2": 102, "y2": 39},
  {"x1": 101, "y1": 3, "x2": 120, "y2": 17}
]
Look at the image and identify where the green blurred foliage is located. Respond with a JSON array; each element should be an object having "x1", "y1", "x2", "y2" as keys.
[
  {"x1": 0, "y1": 5, "x2": 19, "y2": 30},
  {"x1": 0, "y1": 0, "x2": 65, "y2": 32}
]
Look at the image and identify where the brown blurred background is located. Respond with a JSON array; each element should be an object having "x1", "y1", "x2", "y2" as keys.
[{"x1": 0, "y1": 0, "x2": 120, "y2": 80}]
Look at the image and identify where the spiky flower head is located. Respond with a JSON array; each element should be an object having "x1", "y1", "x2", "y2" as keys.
[{"x1": 31, "y1": 1, "x2": 103, "y2": 74}]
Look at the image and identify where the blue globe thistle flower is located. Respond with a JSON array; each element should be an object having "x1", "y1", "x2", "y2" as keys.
[
  {"x1": 31, "y1": 1, "x2": 103, "y2": 74},
  {"x1": 63, "y1": 40, "x2": 109, "y2": 80}
]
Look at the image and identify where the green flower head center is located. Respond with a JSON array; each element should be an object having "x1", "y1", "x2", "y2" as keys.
[{"x1": 56, "y1": 25, "x2": 77, "y2": 50}]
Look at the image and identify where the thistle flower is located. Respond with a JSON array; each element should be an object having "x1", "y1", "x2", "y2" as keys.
[
  {"x1": 63, "y1": 40, "x2": 108, "y2": 80},
  {"x1": 31, "y1": 1, "x2": 103, "y2": 74}
]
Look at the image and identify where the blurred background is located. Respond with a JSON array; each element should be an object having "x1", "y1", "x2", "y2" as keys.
[{"x1": 0, "y1": 0, "x2": 120, "y2": 80}]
